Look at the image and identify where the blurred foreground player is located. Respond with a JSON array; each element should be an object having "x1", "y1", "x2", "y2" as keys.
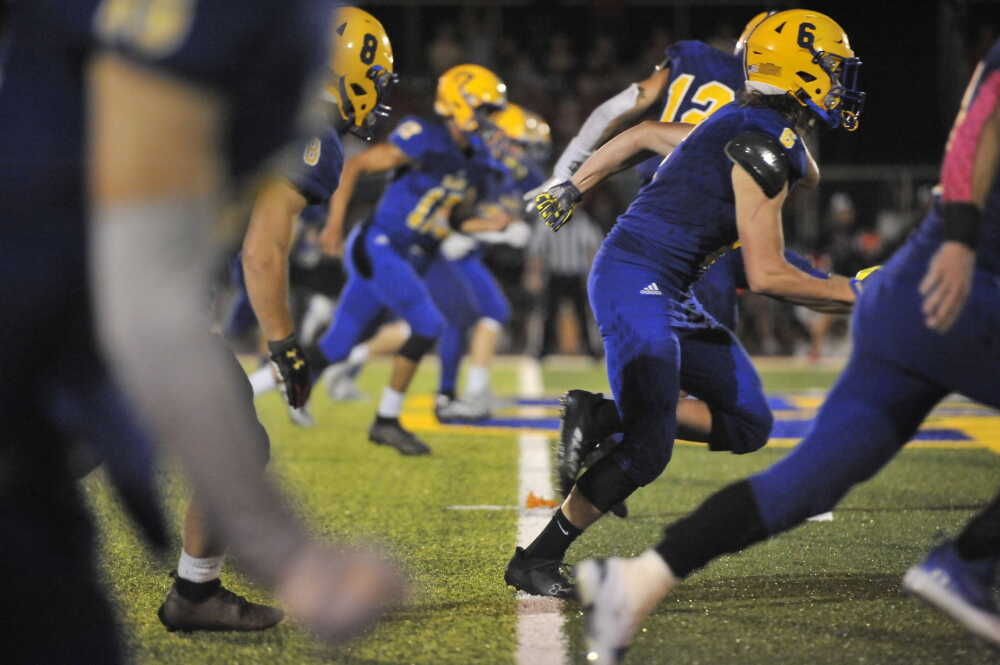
[
  {"x1": 86, "y1": 0, "x2": 402, "y2": 650},
  {"x1": 153, "y1": 6, "x2": 398, "y2": 632},
  {"x1": 507, "y1": 9, "x2": 864, "y2": 599},
  {"x1": 576, "y1": 32, "x2": 1000, "y2": 665}
]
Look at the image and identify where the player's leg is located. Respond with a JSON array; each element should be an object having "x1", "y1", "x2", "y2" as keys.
[
  {"x1": 675, "y1": 325, "x2": 773, "y2": 454},
  {"x1": 423, "y1": 254, "x2": 483, "y2": 421},
  {"x1": 160, "y1": 343, "x2": 284, "y2": 631},
  {"x1": 506, "y1": 246, "x2": 679, "y2": 598},
  {"x1": 361, "y1": 232, "x2": 445, "y2": 455},
  {"x1": 577, "y1": 348, "x2": 946, "y2": 659},
  {"x1": 458, "y1": 252, "x2": 511, "y2": 404}
]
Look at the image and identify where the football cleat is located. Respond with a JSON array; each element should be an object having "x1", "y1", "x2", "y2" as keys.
[
  {"x1": 504, "y1": 547, "x2": 576, "y2": 599},
  {"x1": 368, "y1": 419, "x2": 431, "y2": 456},
  {"x1": 435, "y1": 393, "x2": 491, "y2": 423},
  {"x1": 558, "y1": 390, "x2": 609, "y2": 498},
  {"x1": 322, "y1": 361, "x2": 366, "y2": 402},
  {"x1": 577, "y1": 558, "x2": 637, "y2": 665},
  {"x1": 158, "y1": 574, "x2": 284, "y2": 632},
  {"x1": 903, "y1": 542, "x2": 1000, "y2": 646}
]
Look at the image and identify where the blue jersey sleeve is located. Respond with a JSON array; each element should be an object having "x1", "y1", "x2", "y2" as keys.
[
  {"x1": 288, "y1": 131, "x2": 344, "y2": 205},
  {"x1": 784, "y1": 249, "x2": 828, "y2": 280},
  {"x1": 389, "y1": 116, "x2": 438, "y2": 162}
]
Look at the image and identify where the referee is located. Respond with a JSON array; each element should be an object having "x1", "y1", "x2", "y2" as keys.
[{"x1": 526, "y1": 209, "x2": 603, "y2": 359}]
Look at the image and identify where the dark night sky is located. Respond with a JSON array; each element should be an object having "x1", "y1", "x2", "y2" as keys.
[{"x1": 368, "y1": 1, "x2": 1000, "y2": 166}]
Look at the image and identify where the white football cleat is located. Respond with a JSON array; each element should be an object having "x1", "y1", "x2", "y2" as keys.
[{"x1": 321, "y1": 362, "x2": 366, "y2": 402}]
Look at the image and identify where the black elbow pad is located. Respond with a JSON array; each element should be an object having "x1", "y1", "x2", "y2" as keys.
[{"x1": 724, "y1": 132, "x2": 790, "y2": 199}]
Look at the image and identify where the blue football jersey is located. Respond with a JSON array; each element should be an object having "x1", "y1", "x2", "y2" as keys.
[
  {"x1": 289, "y1": 131, "x2": 345, "y2": 205},
  {"x1": 615, "y1": 102, "x2": 809, "y2": 290},
  {"x1": 635, "y1": 41, "x2": 745, "y2": 181},
  {"x1": 374, "y1": 116, "x2": 506, "y2": 254}
]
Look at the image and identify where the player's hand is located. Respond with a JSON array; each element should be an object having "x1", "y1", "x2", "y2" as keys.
[
  {"x1": 267, "y1": 334, "x2": 312, "y2": 408},
  {"x1": 320, "y1": 226, "x2": 344, "y2": 257},
  {"x1": 534, "y1": 180, "x2": 582, "y2": 232},
  {"x1": 277, "y1": 543, "x2": 405, "y2": 645},
  {"x1": 849, "y1": 265, "x2": 882, "y2": 297},
  {"x1": 919, "y1": 241, "x2": 975, "y2": 333}
]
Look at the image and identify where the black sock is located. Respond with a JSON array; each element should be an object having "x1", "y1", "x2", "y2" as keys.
[
  {"x1": 956, "y1": 488, "x2": 1000, "y2": 560},
  {"x1": 523, "y1": 509, "x2": 583, "y2": 561},
  {"x1": 594, "y1": 398, "x2": 623, "y2": 439},
  {"x1": 173, "y1": 575, "x2": 221, "y2": 602},
  {"x1": 654, "y1": 480, "x2": 768, "y2": 579},
  {"x1": 375, "y1": 415, "x2": 399, "y2": 426}
]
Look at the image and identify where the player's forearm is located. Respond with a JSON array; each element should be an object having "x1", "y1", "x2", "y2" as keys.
[
  {"x1": 91, "y1": 198, "x2": 307, "y2": 586},
  {"x1": 750, "y1": 265, "x2": 854, "y2": 303},
  {"x1": 243, "y1": 242, "x2": 294, "y2": 341},
  {"x1": 570, "y1": 121, "x2": 691, "y2": 193}
]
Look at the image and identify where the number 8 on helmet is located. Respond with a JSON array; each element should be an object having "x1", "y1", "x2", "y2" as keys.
[{"x1": 327, "y1": 6, "x2": 397, "y2": 141}]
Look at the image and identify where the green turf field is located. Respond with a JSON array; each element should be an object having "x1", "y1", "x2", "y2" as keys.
[{"x1": 86, "y1": 358, "x2": 1000, "y2": 664}]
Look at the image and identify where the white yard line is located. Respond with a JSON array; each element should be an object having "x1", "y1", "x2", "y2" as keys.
[{"x1": 515, "y1": 357, "x2": 568, "y2": 665}]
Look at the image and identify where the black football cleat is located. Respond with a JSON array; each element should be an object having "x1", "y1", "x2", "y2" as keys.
[
  {"x1": 368, "y1": 418, "x2": 431, "y2": 455},
  {"x1": 558, "y1": 390, "x2": 609, "y2": 498},
  {"x1": 504, "y1": 547, "x2": 576, "y2": 599},
  {"x1": 158, "y1": 575, "x2": 284, "y2": 632}
]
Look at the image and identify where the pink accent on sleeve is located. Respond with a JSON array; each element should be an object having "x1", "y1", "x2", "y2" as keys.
[{"x1": 941, "y1": 69, "x2": 1000, "y2": 202}]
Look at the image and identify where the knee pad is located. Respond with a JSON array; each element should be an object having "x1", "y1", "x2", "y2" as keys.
[
  {"x1": 399, "y1": 334, "x2": 436, "y2": 362},
  {"x1": 575, "y1": 454, "x2": 641, "y2": 513}
]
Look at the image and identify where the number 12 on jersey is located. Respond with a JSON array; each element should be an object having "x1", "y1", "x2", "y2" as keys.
[{"x1": 660, "y1": 75, "x2": 736, "y2": 126}]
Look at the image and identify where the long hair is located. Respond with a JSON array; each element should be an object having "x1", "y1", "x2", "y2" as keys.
[{"x1": 738, "y1": 89, "x2": 816, "y2": 133}]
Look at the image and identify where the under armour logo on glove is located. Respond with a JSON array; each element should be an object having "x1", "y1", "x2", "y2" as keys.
[
  {"x1": 268, "y1": 334, "x2": 312, "y2": 409},
  {"x1": 533, "y1": 180, "x2": 582, "y2": 232}
]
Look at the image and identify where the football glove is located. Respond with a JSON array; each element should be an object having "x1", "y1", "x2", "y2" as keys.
[
  {"x1": 533, "y1": 180, "x2": 582, "y2": 232},
  {"x1": 850, "y1": 265, "x2": 882, "y2": 296},
  {"x1": 268, "y1": 334, "x2": 312, "y2": 409}
]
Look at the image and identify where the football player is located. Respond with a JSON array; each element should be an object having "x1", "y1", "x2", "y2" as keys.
[
  {"x1": 148, "y1": 7, "x2": 399, "y2": 633},
  {"x1": 505, "y1": 9, "x2": 865, "y2": 599},
  {"x1": 536, "y1": 10, "x2": 847, "y2": 515},
  {"x1": 85, "y1": 0, "x2": 402, "y2": 652},
  {"x1": 430, "y1": 103, "x2": 547, "y2": 422},
  {"x1": 576, "y1": 31, "x2": 1000, "y2": 663},
  {"x1": 269, "y1": 64, "x2": 510, "y2": 454}
]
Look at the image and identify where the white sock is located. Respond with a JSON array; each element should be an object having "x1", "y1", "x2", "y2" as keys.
[
  {"x1": 248, "y1": 366, "x2": 277, "y2": 396},
  {"x1": 177, "y1": 550, "x2": 224, "y2": 583},
  {"x1": 348, "y1": 343, "x2": 370, "y2": 368},
  {"x1": 466, "y1": 365, "x2": 490, "y2": 396},
  {"x1": 377, "y1": 387, "x2": 404, "y2": 418}
]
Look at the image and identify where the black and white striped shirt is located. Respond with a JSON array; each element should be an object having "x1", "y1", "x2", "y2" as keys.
[{"x1": 529, "y1": 209, "x2": 603, "y2": 276}]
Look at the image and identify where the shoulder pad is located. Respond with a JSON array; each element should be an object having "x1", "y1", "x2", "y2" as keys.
[{"x1": 724, "y1": 131, "x2": 790, "y2": 199}]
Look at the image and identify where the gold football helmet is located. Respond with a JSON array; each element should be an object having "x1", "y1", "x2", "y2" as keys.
[
  {"x1": 434, "y1": 64, "x2": 508, "y2": 133},
  {"x1": 734, "y1": 11, "x2": 776, "y2": 56},
  {"x1": 493, "y1": 103, "x2": 552, "y2": 162},
  {"x1": 327, "y1": 6, "x2": 397, "y2": 140},
  {"x1": 744, "y1": 9, "x2": 865, "y2": 131}
]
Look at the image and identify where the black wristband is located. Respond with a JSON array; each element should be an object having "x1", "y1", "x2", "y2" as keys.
[
  {"x1": 267, "y1": 334, "x2": 298, "y2": 357},
  {"x1": 941, "y1": 201, "x2": 981, "y2": 249}
]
